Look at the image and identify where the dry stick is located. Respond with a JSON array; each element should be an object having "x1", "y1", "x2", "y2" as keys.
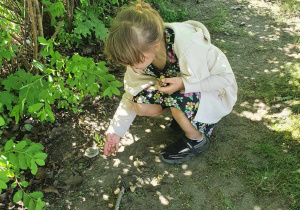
[
  {"x1": 27, "y1": 0, "x2": 38, "y2": 63},
  {"x1": 66, "y1": 0, "x2": 74, "y2": 33},
  {"x1": 0, "y1": 15, "x2": 24, "y2": 25},
  {"x1": 70, "y1": 0, "x2": 74, "y2": 32},
  {"x1": 33, "y1": 0, "x2": 43, "y2": 37},
  {"x1": 51, "y1": 21, "x2": 64, "y2": 41},
  {"x1": 66, "y1": 0, "x2": 70, "y2": 32},
  {"x1": 114, "y1": 186, "x2": 125, "y2": 210},
  {"x1": 0, "y1": 23, "x2": 22, "y2": 45}
]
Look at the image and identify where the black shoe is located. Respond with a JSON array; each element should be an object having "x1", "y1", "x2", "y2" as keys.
[{"x1": 159, "y1": 135, "x2": 209, "y2": 164}]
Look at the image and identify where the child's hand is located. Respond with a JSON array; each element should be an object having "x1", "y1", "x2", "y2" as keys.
[
  {"x1": 157, "y1": 77, "x2": 184, "y2": 94},
  {"x1": 104, "y1": 133, "x2": 120, "y2": 156}
]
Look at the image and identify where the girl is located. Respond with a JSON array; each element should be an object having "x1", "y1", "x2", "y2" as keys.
[{"x1": 103, "y1": 1, "x2": 237, "y2": 164}]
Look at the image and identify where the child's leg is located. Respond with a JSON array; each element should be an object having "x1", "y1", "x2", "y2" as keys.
[
  {"x1": 170, "y1": 107, "x2": 202, "y2": 140},
  {"x1": 133, "y1": 103, "x2": 169, "y2": 117}
]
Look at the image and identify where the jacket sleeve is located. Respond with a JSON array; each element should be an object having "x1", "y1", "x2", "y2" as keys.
[
  {"x1": 105, "y1": 92, "x2": 136, "y2": 137},
  {"x1": 182, "y1": 46, "x2": 236, "y2": 93}
]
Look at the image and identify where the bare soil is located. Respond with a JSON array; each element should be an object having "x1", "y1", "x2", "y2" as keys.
[{"x1": 12, "y1": 0, "x2": 298, "y2": 209}]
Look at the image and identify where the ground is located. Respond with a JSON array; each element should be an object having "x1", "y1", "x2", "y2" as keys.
[{"x1": 7, "y1": 0, "x2": 299, "y2": 209}]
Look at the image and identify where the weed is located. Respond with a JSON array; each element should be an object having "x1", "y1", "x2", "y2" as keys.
[
  {"x1": 202, "y1": 2, "x2": 231, "y2": 33},
  {"x1": 94, "y1": 132, "x2": 104, "y2": 147}
]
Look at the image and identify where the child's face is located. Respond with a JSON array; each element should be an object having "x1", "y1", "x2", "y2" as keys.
[
  {"x1": 130, "y1": 52, "x2": 156, "y2": 71},
  {"x1": 129, "y1": 42, "x2": 161, "y2": 71}
]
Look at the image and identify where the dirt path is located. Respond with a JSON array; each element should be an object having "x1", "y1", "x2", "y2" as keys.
[{"x1": 44, "y1": 0, "x2": 299, "y2": 209}]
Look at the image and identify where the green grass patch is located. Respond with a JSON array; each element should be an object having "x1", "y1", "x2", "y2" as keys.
[{"x1": 238, "y1": 138, "x2": 300, "y2": 209}]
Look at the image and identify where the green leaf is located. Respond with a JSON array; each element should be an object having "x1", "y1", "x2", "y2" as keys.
[
  {"x1": 0, "y1": 115, "x2": 5, "y2": 126},
  {"x1": 15, "y1": 141, "x2": 27, "y2": 151},
  {"x1": 20, "y1": 98, "x2": 25, "y2": 116},
  {"x1": 37, "y1": 108, "x2": 46, "y2": 122},
  {"x1": 28, "y1": 198, "x2": 35, "y2": 210},
  {"x1": 13, "y1": 190, "x2": 23, "y2": 202},
  {"x1": 33, "y1": 60, "x2": 47, "y2": 72},
  {"x1": 20, "y1": 181, "x2": 29, "y2": 188},
  {"x1": 103, "y1": 87, "x2": 112, "y2": 98},
  {"x1": 0, "y1": 171, "x2": 9, "y2": 183},
  {"x1": 36, "y1": 200, "x2": 46, "y2": 210},
  {"x1": 18, "y1": 153, "x2": 27, "y2": 169},
  {"x1": 0, "y1": 91, "x2": 17, "y2": 111},
  {"x1": 25, "y1": 154, "x2": 32, "y2": 167},
  {"x1": 30, "y1": 160, "x2": 38, "y2": 175},
  {"x1": 9, "y1": 153, "x2": 19, "y2": 168},
  {"x1": 11, "y1": 182, "x2": 17, "y2": 189},
  {"x1": 29, "y1": 191, "x2": 43, "y2": 199},
  {"x1": 35, "y1": 159, "x2": 45, "y2": 166},
  {"x1": 45, "y1": 102, "x2": 55, "y2": 122},
  {"x1": 33, "y1": 153, "x2": 47, "y2": 160},
  {"x1": 23, "y1": 193, "x2": 31, "y2": 207},
  {"x1": 39, "y1": 50, "x2": 50, "y2": 56},
  {"x1": 25, "y1": 145, "x2": 42, "y2": 153},
  {"x1": 0, "y1": 180, "x2": 7, "y2": 189},
  {"x1": 24, "y1": 124, "x2": 33, "y2": 131},
  {"x1": 48, "y1": 75, "x2": 53, "y2": 82},
  {"x1": 38, "y1": 37, "x2": 48, "y2": 45},
  {"x1": 74, "y1": 23, "x2": 91, "y2": 38},
  {"x1": 103, "y1": 74, "x2": 115, "y2": 81},
  {"x1": 10, "y1": 105, "x2": 20, "y2": 123},
  {"x1": 110, "y1": 81, "x2": 123, "y2": 88},
  {"x1": 94, "y1": 21, "x2": 109, "y2": 41},
  {"x1": 28, "y1": 103, "x2": 44, "y2": 113},
  {"x1": 111, "y1": 86, "x2": 120, "y2": 96},
  {"x1": 4, "y1": 139, "x2": 14, "y2": 151}
]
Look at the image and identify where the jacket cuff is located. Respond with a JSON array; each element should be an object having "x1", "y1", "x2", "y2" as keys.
[{"x1": 106, "y1": 123, "x2": 128, "y2": 138}]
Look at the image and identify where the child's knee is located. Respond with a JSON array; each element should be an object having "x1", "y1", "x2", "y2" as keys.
[{"x1": 133, "y1": 103, "x2": 162, "y2": 117}]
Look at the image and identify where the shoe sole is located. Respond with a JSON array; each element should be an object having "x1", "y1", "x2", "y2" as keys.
[{"x1": 159, "y1": 136, "x2": 210, "y2": 164}]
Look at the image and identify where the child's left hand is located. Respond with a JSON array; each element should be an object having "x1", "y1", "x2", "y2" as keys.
[{"x1": 157, "y1": 77, "x2": 184, "y2": 94}]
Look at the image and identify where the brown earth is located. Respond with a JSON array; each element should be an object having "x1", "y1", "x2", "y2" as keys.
[{"x1": 13, "y1": 0, "x2": 299, "y2": 209}]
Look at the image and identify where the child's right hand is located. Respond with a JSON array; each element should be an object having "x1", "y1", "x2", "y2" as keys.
[{"x1": 104, "y1": 133, "x2": 120, "y2": 156}]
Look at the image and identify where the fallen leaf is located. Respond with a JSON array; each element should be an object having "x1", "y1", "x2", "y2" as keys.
[
  {"x1": 64, "y1": 175, "x2": 83, "y2": 186},
  {"x1": 43, "y1": 186, "x2": 61, "y2": 197}
]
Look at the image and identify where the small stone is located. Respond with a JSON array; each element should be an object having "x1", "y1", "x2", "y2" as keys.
[
  {"x1": 35, "y1": 167, "x2": 46, "y2": 180},
  {"x1": 64, "y1": 175, "x2": 83, "y2": 186},
  {"x1": 12, "y1": 124, "x2": 20, "y2": 132},
  {"x1": 233, "y1": 5, "x2": 243, "y2": 10},
  {"x1": 130, "y1": 185, "x2": 136, "y2": 192}
]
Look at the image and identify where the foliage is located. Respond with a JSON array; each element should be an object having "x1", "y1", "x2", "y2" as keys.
[
  {"x1": 42, "y1": 0, "x2": 65, "y2": 25},
  {"x1": 0, "y1": 138, "x2": 47, "y2": 209},
  {"x1": 0, "y1": 37, "x2": 122, "y2": 126},
  {"x1": 0, "y1": 19, "x2": 17, "y2": 67},
  {"x1": 72, "y1": 7, "x2": 108, "y2": 44},
  {"x1": 276, "y1": 0, "x2": 300, "y2": 14},
  {"x1": 57, "y1": 0, "x2": 125, "y2": 47},
  {"x1": 0, "y1": 0, "x2": 126, "y2": 208},
  {"x1": 146, "y1": 0, "x2": 187, "y2": 22}
]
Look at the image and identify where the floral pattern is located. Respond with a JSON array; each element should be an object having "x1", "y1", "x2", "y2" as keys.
[{"x1": 133, "y1": 28, "x2": 215, "y2": 137}]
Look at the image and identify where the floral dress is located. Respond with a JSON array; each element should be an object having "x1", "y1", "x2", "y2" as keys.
[{"x1": 133, "y1": 28, "x2": 215, "y2": 137}]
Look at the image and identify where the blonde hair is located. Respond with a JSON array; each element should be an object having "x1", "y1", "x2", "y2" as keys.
[{"x1": 104, "y1": 1, "x2": 164, "y2": 66}]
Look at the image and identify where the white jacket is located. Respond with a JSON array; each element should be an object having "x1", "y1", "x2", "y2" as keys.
[{"x1": 106, "y1": 21, "x2": 238, "y2": 137}]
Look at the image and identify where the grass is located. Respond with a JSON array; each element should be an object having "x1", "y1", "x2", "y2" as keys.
[
  {"x1": 237, "y1": 136, "x2": 300, "y2": 208},
  {"x1": 199, "y1": 0, "x2": 300, "y2": 208}
]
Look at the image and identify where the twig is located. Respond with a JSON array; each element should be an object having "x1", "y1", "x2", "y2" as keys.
[
  {"x1": 114, "y1": 186, "x2": 125, "y2": 210},
  {"x1": 27, "y1": 0, "x2": 38, "y2": 62},
  {"x1": 33, "y1": 0, "x2": 43, "y2": 37},
  {"x1": 0, "y1": 23, "x2": 22, "y2": 45},
  {"x1": 66, "y1": 0, "x2": 75, "y2": 33},
  {"x1": 0, "y1": 15, "x2": 24, "y2": 25},
  {"x1": 51, "y1": 21, "x2": 64, "y2": 41}
]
